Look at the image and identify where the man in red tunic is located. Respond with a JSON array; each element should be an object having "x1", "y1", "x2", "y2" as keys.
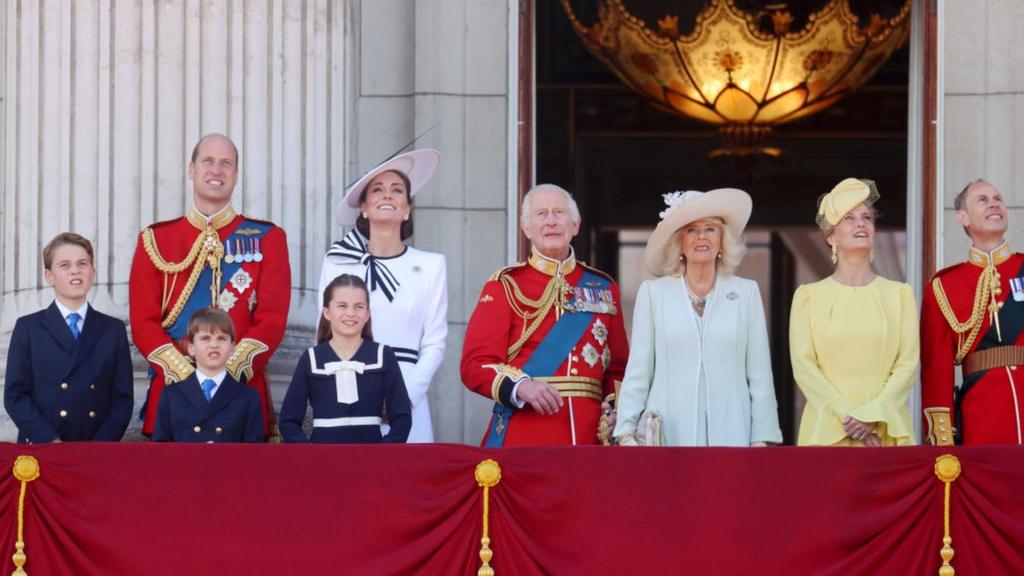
[
  {"x1": 461, "y1": 184, "x2": 628, "y2": 446},
  {"x1": 129, "y1": 134, "x2": 291, "y2": 439},
  {"x1": 922, "y1": 179, "x2": 1024, "y2": 445}
]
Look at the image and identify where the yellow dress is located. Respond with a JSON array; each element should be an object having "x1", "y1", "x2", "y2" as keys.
[{"x1": 789, "y1": 276, "x2": 918, "y2": 446}]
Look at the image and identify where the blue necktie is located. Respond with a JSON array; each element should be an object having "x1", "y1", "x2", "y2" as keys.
[
  {"x1": 201, "y1": 379, "x2": 216, "y2": 402},
  {"x1": 66, "y1": 312, "x2": 81, "y2": 340}
]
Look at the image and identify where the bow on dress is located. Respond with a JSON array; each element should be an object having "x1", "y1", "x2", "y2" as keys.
[
  {"x1": 322, "y1": 359, "x2": 365, "y2": 404},
  {"x1": 327, "y1": 230, "x2": 400, "y2": 302}
]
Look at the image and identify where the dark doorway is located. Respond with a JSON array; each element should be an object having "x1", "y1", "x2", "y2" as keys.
[{"x1": 534, "y1": 0, "x2": 910, "y2": 442}]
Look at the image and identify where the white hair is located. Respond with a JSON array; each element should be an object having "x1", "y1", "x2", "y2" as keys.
[{"x1": 520, "y1": 184, "x2": 581, "y2": 224}]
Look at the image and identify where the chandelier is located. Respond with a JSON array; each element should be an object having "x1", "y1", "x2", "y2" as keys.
[{"x1": 561, "y1": 0, "x2": 911, "y2": 156}]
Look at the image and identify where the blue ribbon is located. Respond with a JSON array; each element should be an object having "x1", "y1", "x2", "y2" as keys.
[
  {"x1": 484, "y1": 270, "x2": 609, "y2": 447},
  {"x1": 165, "y1": 220, "x2": 271, "y2": 340}
]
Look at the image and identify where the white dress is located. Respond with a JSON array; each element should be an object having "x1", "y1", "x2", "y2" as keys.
[{"x1": 318, "y1": 229, "x2": 448, "y2": 443}]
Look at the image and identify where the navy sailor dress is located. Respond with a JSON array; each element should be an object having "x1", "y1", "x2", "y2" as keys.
[{"x1": 279, "y1": 340, "x2": 412, "y2": 443}]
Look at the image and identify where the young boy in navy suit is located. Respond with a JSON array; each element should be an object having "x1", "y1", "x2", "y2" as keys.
[
  {"x1": 153, "y1": 308, "x2": 264, "y2": 443},
  {"x1": 4, "y1": 233, "x2": 134, "y2": 443}
]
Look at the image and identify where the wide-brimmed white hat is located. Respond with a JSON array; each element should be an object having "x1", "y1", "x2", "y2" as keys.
[
  {"x1": 336, "y1": 149, "x2": 440, "y2": 227},
  {"x1": 643, "y1": 188, "x2": 752, "y2": 276}
]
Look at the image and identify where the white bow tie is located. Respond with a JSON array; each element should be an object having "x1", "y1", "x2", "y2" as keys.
[{"x1": 323, "y1": 360, "x2": 365, "y2": 404}]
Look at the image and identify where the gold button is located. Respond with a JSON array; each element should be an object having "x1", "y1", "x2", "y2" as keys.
[
  {"x1": 60, "y1": 382, "x2": 69, "y2": 390},
  {"x1": 572, "y1": 356, "x2": 579, "y2": 362},
  {"x1": 88, "y1": 411, "x2": 96, "y2": 418},
  {"x1": 570, "y1": 368, "x2": 578, "y2": 375},
  {"x1": 193, "y1": 426, "x2": 201, "y2": 433},
  {"x1": 215, "y1": 427, "x2": 223, "y2": 435},
  {"x1": 90, "y1": 384, "x2": 96, "y2": 391},
  {"x1": 59, "y1": 410, "x2": 68, "y2": 418}
]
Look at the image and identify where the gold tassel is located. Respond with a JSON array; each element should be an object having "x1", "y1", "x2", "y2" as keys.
[
  {"x1": 10, "y1": 456, "x2": 40, "y2": 576},
  {"x1": 934, "y1": 454, "x2": 962, "y2": 576},
  {"x1": 475, "y1": 459, "x2": 502, "y2": 576}
]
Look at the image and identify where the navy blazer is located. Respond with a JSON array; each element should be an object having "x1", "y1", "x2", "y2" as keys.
[
  {"x1": 4, "y1": 302, "x2": 134, "y2": 443},
  {"x1": 152, "y1": 373, "x2": 264, "y2": 443}
]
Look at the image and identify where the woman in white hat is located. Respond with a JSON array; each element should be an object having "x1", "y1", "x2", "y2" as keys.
[
  {"x1": 790, "y1": 178, "x2": 918, "y2": 446},
  {"x1": 318, "y1": 149, "x2": 447, "y2": 443},
  {"x1": 614, "y1": 189, "x2": 782, "y2": 446}
]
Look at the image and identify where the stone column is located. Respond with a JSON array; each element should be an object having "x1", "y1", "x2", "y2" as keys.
[
  {"x1": 942, "y1": 0, "x2": 1024, "y2": 261},
  {"x1": 0, "y1": 0, "x2": 346, "y2": 440},
  {"x1": 350, "y1": 0, "x2": 513, "y2": 443}
]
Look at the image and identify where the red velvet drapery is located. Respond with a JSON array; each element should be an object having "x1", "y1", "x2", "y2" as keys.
[{"x1": 0, "y1": 444, "x2": 1020, "y2": 575}]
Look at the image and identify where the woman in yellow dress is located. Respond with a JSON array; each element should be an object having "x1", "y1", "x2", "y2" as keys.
[{"x1": 790, "y1": 178, "x2": 918, "y2": 446}]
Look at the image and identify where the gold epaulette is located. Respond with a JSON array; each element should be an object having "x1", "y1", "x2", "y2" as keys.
[{"x1": 488, "y1": 261, "x2": 526, "y2": 282}]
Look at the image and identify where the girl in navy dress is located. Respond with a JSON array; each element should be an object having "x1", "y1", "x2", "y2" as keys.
[{"x1": 280, "y1": 274, "x2": 412, "y2": 443}]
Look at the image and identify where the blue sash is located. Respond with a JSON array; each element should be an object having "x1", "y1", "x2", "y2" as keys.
[
  {"x1": 484, "y1": 270, "x2": 609, "y2": 447},
  {"x1": 165, "y1": 219, "x2": 272, "y2": 340}
]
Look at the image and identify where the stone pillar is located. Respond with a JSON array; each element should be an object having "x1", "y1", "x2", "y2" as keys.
[
  {"x1": 0, "y1": 0, "x2": 345, "y2": 440},
  {"x1": 350, "y1": 0, "x2": 512, "y2": 443},
  {"x1": 942, "y1": 0, "x2": 1024, "y2": 262}
]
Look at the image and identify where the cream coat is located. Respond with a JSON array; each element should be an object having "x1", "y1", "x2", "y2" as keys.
[{"x1": 615, "y1": 275, "x2": 782, "y2": 446}]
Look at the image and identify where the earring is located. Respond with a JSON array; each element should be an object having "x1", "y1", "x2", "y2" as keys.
[
  {"x1": 830, "y1": 243, "x2": 838, "y2": 266},
  {"x1": 403, "y1": 214, "x2": 410, "y2": 221},
  {"x1": 361, "y1": 212, "x2": 368, "y2": 219},
  {"x1": 717, "y1": 252, "x2": 723, "y2": 260}
]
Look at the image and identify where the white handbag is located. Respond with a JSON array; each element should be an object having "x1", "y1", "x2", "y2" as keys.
[{"x1": 635, "y1": 409, "x2": 662, "y2": 447}]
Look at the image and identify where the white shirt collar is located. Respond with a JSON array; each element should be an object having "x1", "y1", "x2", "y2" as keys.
[
  {"x1": 54, "y1": 300, "x2": 89, "y2": 324},
  {"x1": 194, "y1": 369, "x2": 227, "y2": 398}
]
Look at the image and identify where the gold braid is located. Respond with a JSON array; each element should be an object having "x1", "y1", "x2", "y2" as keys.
[
  {"x1": 142, "y1": 226, "x2": 224, "y2": 329},
  {"x1": 931, "y1": 264, "x2": 1002, "y2": 364},
  {"x1": 500, "y1": 274, "x2": 569, "y2": 361}
]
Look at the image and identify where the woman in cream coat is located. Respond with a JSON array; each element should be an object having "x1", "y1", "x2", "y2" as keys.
[{"x1": 615, "y1": 189, "x2": 782, "y2": 446}]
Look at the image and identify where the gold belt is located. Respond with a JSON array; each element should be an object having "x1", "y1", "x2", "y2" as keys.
[
  {"x1": 536, "y1": 376, "x2": 602, "y2": 401},
  {"x1": 963, "y1": 345, "x2": 1024, "y2": 374}
]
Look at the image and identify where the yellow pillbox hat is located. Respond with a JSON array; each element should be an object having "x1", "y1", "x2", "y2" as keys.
[{"x1": 816, "y1": 178, "x2": 878, "y2": 228}]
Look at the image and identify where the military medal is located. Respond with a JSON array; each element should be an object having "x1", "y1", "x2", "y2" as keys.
[
  {"x1": 224, "y1": 239, "x2": 235, "y2": 264},
  {"x1": 253, "y1": 238, "x2": 264, "y2": 262},
  {"x1": 242, "y1": 239, "x2": 254, "y2": 262},
  {"x1": 1011, "y1": 277, "x2": 1024, "y2": 302}
]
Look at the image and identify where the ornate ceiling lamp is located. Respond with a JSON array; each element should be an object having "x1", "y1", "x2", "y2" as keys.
[{"x1": 561, "y1": 0, "x2": 911, "y2": 156}]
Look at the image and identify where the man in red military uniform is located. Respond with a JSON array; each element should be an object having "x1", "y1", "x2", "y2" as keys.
[
  {"x1": 922, "y1": 179, "x2": 1024, "y2": 445},
  {"x1": 461, "y1": 184, "x2": 628, "y2": 446},
  {"x1": 129, "y1": 134, "x2": 291, "y2": 438}
]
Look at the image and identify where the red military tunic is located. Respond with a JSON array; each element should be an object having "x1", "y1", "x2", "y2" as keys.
[
  {"x1": 921, "y1": 242, "x2": 1024, "y2": 444},
  {"x1": 129, "y1": 205, "x2": 291, "y2": 437},
  {"x1": 461, "y1": 249, "x2": 628, "y2": 445}
]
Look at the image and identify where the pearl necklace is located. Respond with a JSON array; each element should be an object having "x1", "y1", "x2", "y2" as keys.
[{"x1": 686, "y1": 276, "x2": 716, "y2": 317}]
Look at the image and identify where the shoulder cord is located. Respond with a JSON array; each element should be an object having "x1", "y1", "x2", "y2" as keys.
[
  {"x1": 142, "y1": 227, "x2": 225, "y2": 328},
  {"x1": 500, "y1": 274, "x2": 571, "y2": 361},
  {"x1": 931, "y1": 264, "x2": 1002, "y2": 364}
]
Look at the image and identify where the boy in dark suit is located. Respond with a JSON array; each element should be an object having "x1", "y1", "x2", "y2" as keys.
[
  {"x1": 4, "y1": 233, "x2": 134, "y2": 443},
  {"x1": 153, "y1": 308, "x2": 264, "y2": 442}
]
